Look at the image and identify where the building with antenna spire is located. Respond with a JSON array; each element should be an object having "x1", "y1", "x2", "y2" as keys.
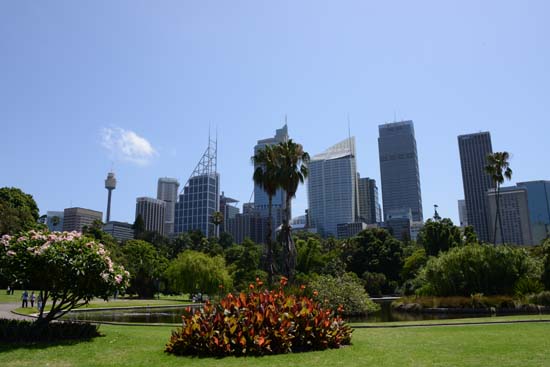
[
  {"x1": 174, "y1": 135, "x2": 220, "y2": 237},
  {"x1": 104, "y1": 172, "x2": 116, "y2": 222}
]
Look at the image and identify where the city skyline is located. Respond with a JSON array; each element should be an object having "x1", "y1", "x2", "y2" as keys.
[{"x1": 1, "y1": 1, "x2": 549, "y2": 228}]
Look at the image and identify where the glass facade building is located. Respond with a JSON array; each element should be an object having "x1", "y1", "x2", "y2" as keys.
[
  {"x1": 307, "y1": 137, "x2": 359, "y2": 237},
  {"x1": 458, "y1": 132, "x2": 495, "y2": 243},
  {"x1": 517, "y1": 180, "x2": 550, "y2": 244},
  {"x1": 378, "y1": 121, "x2": 423, "y2": 222},
  {"x1": 175, "y1": 173, "x2": 220, "y2": 237},
  {"x1": 358, "y1": 176, "x2": 381, "y2": 224}
]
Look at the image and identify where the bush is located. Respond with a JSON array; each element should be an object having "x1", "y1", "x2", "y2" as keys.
[
  {"x1": 415, "y1": 244, "x2": 542, "y2": 296},
  {"x1": 514, "y1": 278, "x2": 545, "y2": 297},
  {"x1": 362, "y1": 272, "x2": 387, "y2": 296},
  {"x1": 0, "y1": 319, "x2": 100, "y2": 343},
  {"x1": 309, "y1": 273, "x2": 380, "y2": 316},
  {"x1": 165, "y1": 278, "x2": 352, "y2": 357},
  {"x1": 528, "y1": 291, "x2": 550, "y2": 306}
]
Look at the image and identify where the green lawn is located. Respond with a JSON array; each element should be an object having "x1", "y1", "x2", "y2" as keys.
[{"x1": 1, "y1": 321, "x2": 549, "y2": 366}]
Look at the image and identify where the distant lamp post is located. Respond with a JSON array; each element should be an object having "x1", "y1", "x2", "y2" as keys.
[{"x1": 433, "y1": 204, "x2": 441, "y2": 221}]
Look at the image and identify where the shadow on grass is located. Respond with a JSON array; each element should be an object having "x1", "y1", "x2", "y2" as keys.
[{"x1": 0, "y1": 334, "x2": 104, "y2": 352}]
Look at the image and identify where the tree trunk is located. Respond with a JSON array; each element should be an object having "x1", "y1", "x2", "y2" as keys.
[
  {"x1": 283, "y1": 194, "x2": 297, "y2": 282},
  {"x1": 266, "y1": 195, "x2": 274, "y2": 285}
]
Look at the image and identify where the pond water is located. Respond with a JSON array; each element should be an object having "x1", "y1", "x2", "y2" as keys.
[{"x1": 61, "y1": 300, "x2": 509, "y2": 324}]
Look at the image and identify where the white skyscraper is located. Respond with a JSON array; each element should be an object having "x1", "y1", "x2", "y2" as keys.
[
  {"x1": 157, "y1": 177, "x2": 180, "y2": 236},
  {"x1": 307, "y1": 137, "x2": 359, "y2": 237}
]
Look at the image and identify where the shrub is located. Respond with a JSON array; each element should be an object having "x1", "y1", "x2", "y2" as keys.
[
  {"x1": 528, "y1": 291, "x2": 550, "y2": 306},
  {"x1": 0, "y1": 319, "x2": 99, "y2": 343},
  {"x1": 415, "y1": 244, "x2": 542, "y2": 296},
  {"x1": 309, "y1": 273, "x2": 380, "y2": 316},
  {"x1": 165, "y1": 278, "x2": 352, "y2": 357},
  {"x1": 514, "y1": 278, "x2": 545, "y2": 297},
  {"x1": 362, "y1": 272, "x2": 387, "y2": 296}
]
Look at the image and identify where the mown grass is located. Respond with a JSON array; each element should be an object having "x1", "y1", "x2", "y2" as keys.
[{"x1": 1, "y1": 321, "x2": 549, "y2": 366}]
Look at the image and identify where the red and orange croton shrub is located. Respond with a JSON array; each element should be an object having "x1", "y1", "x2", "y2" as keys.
[{"x1": 165, "y1": 277, "x2": 353, "y2": 356}]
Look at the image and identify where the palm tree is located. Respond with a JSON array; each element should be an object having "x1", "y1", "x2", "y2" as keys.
[
  {"x1": 273, "y1": 139, "x2": 309, "y2": 282},
  {"x1": 210, "y1": 211, "x2": 224, "y2": 238},
  {"x1": 485, "y1": 151, "x2": 513, "y2": 244},
  {"x1": 252, "y1": 144, "x2": 281, "y2": 285}
]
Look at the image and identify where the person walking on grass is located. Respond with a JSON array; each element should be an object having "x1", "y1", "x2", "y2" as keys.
[
  {"x1": 37, "y1": 294, "x2": 43, "y2": 313},
  {"x1": 21, "y1": 290, "x2": 28, "y2": 308},
  {"x1": 30, "y1": 291, "x2": 35, "y2": 307}
]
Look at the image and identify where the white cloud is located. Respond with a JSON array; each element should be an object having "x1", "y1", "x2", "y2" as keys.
[{"x1": 101, "y1": 127, "x2": 158, "y2": 166}]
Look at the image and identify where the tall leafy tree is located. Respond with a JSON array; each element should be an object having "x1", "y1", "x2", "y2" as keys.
[
  {"x1": 417, "y1": 218, "x2": 463, "y2": 256},
  {"x1": 0, "y1": 187, "x2": 40, "y2": 235},
  {"x1": 121, "y1": 240, "x2": 168, "y2": 298},
  {"x1": 273, "y1": 139, "x2": 309, "y2": 282},
  {"x1": 252, "y1": 144, "x2": 281, "y2": 284},
  {"x1": 485, "y1": 152, "x2": 513, "y2": 244}
]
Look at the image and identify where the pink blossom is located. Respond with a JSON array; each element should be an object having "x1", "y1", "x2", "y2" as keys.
[
  {"x1": 17, "y1": 236, "x2": 27, "y2": 242},
  {"x1": 101, "y1": 272, "x2": 109, "y2": 281},
  {"x1": 6, "y1": 250, "x2": 16, "y2": 257},
  {"x1": 115, "y1": 274, "x2": 123, "y2": 284}
]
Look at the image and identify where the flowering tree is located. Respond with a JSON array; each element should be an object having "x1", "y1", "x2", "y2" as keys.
[{"x1": 0, "y1": 230, "x2": 129, "y2": 325}]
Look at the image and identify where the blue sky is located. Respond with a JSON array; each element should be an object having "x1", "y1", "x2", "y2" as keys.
[{"x1": 1, "y1": 1, "x2": 548, "y2": 225}]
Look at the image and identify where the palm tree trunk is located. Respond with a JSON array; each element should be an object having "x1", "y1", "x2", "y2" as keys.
[
  {"x1": 267, "y1": 195, "x2": 274, "y2": 285},
  {"x1": 494, "y1": 184, "x2": 501, "y2": 245},
  {"x1": 283, "y1": 194, "x2": 297, "y2": 282}
]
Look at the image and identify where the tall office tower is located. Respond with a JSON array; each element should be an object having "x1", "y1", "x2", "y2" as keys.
[
  {"x1": 378, "y1": 120, "x2": 423, "y2": 222},
  {"x1": 487, "y1": 186, "x2": 533, "y2": 245},
  {"x1": 307, "y1": 137, "x2": 359, "y2": 238},
  {"x1": 135, "y1": 197, "x2": 166, "y2": 234},
  {"x1": 104, "y1": 172, "x2": 116, "y2": 222},
  {"x1": 62, "y1": 207, "x2": 103, "y2": 232},
  {"x1": 358, "y1": 176, "x2": 382, "y2": 224},
  {"x1": 157, "y1": 177, "x2": 180, "y2": 236},
  {"x1": 225, "y1": 209, "x2": 267, "y2": 245},
  {"x1": 175, "y1": 136, "x2": 220, "y2": 237},
  {"x1": 458, "y1": 132, "x2": 495, "y2": 242},
  {"x1": 517, "y1": 180, "x2": 550, "y2": 244},
  {"x1": 253, "y1": 124, "x2": 288, "y2": 232},
  {"x1": 219, "y1": 192, "x2": 239, "y2": 233},
  {"x1": 458, "y1": 199, "x2": 468, "y2": 227}
]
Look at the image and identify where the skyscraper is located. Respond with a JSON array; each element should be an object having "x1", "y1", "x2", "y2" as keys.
[
  {"x1": 253, "y1": 124, "x2": 288, "y2": 232},
  {"x1": 135, "y1": 197, "x2": 166, "y2": 234},
  {"x1": 174, "y1": 136, "x2": 220, "y2": 237},
  {"x1": 378, "y1": 120, "x2": 423, "y2": 222},
  {"x1": 307, "y1": 137, "x2": 359, "y2": 237},
  {"x1": 517, "y1": 180, "x2": 550, "y2": 244},
  {"x1": 458, "y1": 199, "x2": 468, "y2": 227},
  {"x1": 157, "y1": 177, "x2": 180, "y2": 236},
  {"x1": 487, "y1": 186, "x2": 533, "y2": 245},
  {"x1": 458, "y1": 132, "x2": 495, "y2": 242},
  {"x1": 358, "y1": 176, "x2": 381, "y2": 224}
]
